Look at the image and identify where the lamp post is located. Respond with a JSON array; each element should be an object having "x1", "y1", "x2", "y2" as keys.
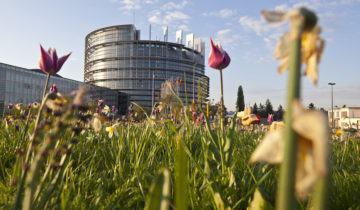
[
  {"x1": 152, "y1": 72, "x2": 155, "y2": 109},
  {"x1": 328, "y1": 82, "x2": 336, "y2": 129}
]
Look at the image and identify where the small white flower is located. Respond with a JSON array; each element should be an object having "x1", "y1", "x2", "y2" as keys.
[{"x1": 106, "y1": 124, "x2": 119, "y2": 138}]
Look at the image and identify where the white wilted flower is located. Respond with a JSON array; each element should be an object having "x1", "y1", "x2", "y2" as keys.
[
  {"x1": 262, "y1": 8, "x2": 325, "y2": 85},
  {"x1": 92, "y1": 113, "x2": 102, "y2": 132},
  {"x1": 250, "y1": 99, "x2": 329, "y2": 200}
]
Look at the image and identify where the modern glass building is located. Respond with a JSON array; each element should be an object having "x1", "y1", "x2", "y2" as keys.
[
  {"x1": 0, "y1": 62, "x2": 119, "y2": 113},
  {"x1": 84, "y1": 24, "x2": 209, "y2": 110}
]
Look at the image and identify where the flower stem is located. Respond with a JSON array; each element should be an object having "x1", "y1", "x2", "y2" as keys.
[
  {"x1": 276, "y1": 38, "x2": 301, "y2": 210},
  {"x1": 219, "y1": 69, "x2": 224, "y2": 130},
  {"x1": 42, "y1": 73, "x2": 50, "y2": 100}
]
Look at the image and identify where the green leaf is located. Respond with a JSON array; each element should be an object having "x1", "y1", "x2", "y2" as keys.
[
  {"x1": 144, "y1": 169, "x2": 171, "y2": 210},
  {"x1": 247, "y1": 189, "x2": 273, "y2": 210}
]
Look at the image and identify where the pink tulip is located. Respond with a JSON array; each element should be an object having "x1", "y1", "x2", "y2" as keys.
[
  {"x1": 8, "y1": 104, "x2": 13, "y2": 110},
  {"x1": 28, "y1": 103, "x2": 32, "y2": 108},
  {"x1": 112, "y1": 105, "x2": 116, "y2": 112},
  {"x1": 98, "y1": 100, "x2": 104, "y2": 107},
  {"x1": 192, "y1": 111, "x2": 197, "y2": 117},
  {"x1": 200, "y1": 113, "x2": 204, "y2": 120},
  {"x1": 39, "y1": 45, "x2": 71, "y2": 75},
  {"x1": 267, "y1": 114, "x2": 274, "y2": 124},
  {"x1": 95, "y1": 108, "x2": 99, "y2": 113},
  {"x1": 50, "y1": 84, "x2": 58, "y2": 93},
  {"x1": 208, "y1": 38, "x2": 230, "y2": 70}
]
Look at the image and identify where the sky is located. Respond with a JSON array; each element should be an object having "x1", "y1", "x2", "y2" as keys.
[{"x1": 0, "y1": 0, "x2": 359, "y2": 111}]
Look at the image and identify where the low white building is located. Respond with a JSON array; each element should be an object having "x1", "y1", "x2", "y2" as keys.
[{"x1": 328, "y1": 107, "x2": 360, "y2": 129}]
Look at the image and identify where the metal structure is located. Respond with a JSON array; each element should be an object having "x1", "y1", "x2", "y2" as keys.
[
  {"x1": 0, "y1": 62, "x2": 119, "y2": 114},
  {"x1": 328, "y1": 82, "x2": 336, "y2": 128},
  {"x1": 84, "y1": 24, "x2": 209, "y2": 111}
]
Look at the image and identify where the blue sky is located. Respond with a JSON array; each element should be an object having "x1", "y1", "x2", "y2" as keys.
[{"x1": 0, "y1": 0, "x2": 359, "y2": 111}]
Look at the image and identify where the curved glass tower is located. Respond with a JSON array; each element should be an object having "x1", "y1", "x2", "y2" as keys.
[{"x1": 84, "y1": 24, "x2": 209, "y2": 111}]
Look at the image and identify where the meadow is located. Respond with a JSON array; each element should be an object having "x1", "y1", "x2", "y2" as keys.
[{"x1": 0, "y1": 102, "x2": 359, "y2": 209}]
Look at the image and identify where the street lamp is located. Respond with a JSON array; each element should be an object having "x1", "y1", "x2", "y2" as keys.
[
  {"x1": 328, "y1": 82, "x2": 336, "y2": 129},
  {"x1": 152, "y1": 72, "x2": 155, "y2": 109}
]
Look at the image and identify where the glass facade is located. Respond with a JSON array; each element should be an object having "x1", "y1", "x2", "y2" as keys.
[
  {"x1": 84, "y1": 24, "x2": 209, "y2": 110},
  {"x1": 0, "y1": 63, "x2": 120, "y2": 114}
]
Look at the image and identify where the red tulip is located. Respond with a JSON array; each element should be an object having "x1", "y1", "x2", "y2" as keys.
[
  {"x1": 50, "y1": 84, "x2": 58, "y2": 93},
  {"x1": 8, "y1": 104, "x2": 13, "y2": 110},
  {"x1": 208, "y1": 38, "x2": 231, "y2": 70},
  {"x1": 39, "y1": 45, "x2": 71, "y2": 74}
]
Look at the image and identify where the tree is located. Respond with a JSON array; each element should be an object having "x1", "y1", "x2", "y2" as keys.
[
  {"x1": 275, "y1": 105, "x2": 284, "y2": 121},
  {"x1": 308, "y1": 103, "x2": 315, "y2": 110},
  {"x1": 252, "y1": 103, "x2": 258, "y2": 115},
  {"x1": 258, "y1": 103, "x2": 266, "y2": 118},
  {"x1": 236, "y1": 85, "x2": 245, "y2": 112},
  {"x1": 265, "y1": 99, "x2": 274, "y2": 115}
]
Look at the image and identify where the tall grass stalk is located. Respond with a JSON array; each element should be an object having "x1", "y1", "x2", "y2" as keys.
[{"x1": 276, "y1": 33, "x2": 301, "y2": 210}]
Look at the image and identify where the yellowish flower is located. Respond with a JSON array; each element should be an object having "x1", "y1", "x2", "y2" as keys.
[
  {"x1": 156, "y1": 129, "x2": 165, "y2": 137},
  {"x1": 157, "y1": 102, "x2": 165, "y2": 112},
  {"x1": 250, "y1": 100, "x2": 329, "y2": 200},
  {"x1": 269, "y1": 121, "x2": 285, "y2": 132},
  {"x1": 87, "y1": 136, "x2": 94, "y2": 141},
  {"x1": 106, "y1": 124, "x2": 119, "y2": 138},
  {"x1": 32, "y1": 102, "x2": 40, "y2": 109},
  {"x1": 335, "y1": 129, "x2": 342, "y2": 136},
  {"x1": 46, "y1": 93, "x2": 67, "y2": 112},
  {"x1": 262, "y1": 8, "x2": 325, "y2": 85},
  {"x1": 103, "y1": 105, "x2": 110, "y2": 115},
  {"x1": 241, "y1": 114, "x2": 259, "y2": 126},
  {"x1": 7, "y1": 115, "x2": 14, "y2": 120},
  {"x1": 15, "y1": 103, "x2": 23, "y2": 110},
  {"x1": 92, "y1": 114, "x2": 102, "y2": 132}
]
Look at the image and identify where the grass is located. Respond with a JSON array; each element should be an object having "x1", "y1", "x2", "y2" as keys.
[{"x1": 0, "y1": 112, "x2": 359, "y2": 209}]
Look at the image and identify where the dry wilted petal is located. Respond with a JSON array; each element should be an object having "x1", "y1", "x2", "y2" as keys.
[
  {"x1": 92, "y1": 113, "x2": 102, "y2": 132},
  {"x1": 250, "y1": 129, "x2": 284, "y2": 164},
  {"x1": 250, "y1": 100, "x2": 329, "y2": 200},
  {"x1": 269, "y1": 121, "x2": 285, "y2": 132},
  {"x1": 264, "y1": 8, "x2": 324, "y2": 85},
  {"x1": 241, "y1": 114, "x2": 260, "y2": 126}
]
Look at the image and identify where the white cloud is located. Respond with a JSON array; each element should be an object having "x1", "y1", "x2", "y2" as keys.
[
  {"x1": 202, "y1": 8, "x2": 236, "y2": 18},
  {"x1": 147, "y1": 0, "x2": 190, "y2": 29},
  {"x1": 214, "y1": 28, "x2": 245, "y2": 48},
  {"x1": 161, "y1": 0, "x2": 188, "y2": 10},
  {"x1": 148, "y1": 10, "x2": 189, "y2": 25},
  {"x1": 178, "y1": 24, "x2": 189, "y2": 31}
]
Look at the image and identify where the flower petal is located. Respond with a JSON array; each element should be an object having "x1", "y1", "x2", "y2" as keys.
[
  {"x1": 56, "y1": 52, "x2": 72, "y2": 73},
  {"x1": 250, "y1": 129, "x2": 284, "y2": 164},
  {"x1": 291, "y1": 100, "x2": 329, "y2": 176},
  {"x1": 39, "y1": 45, "x2": 53, "y2": 73}
]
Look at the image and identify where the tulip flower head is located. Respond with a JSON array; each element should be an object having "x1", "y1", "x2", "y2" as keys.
[
  {"x1": 28, "y1": 103, "x2": 32, "y2": 109},
  {"x1": 39, "y1": 45, "x2": 71, "y2": 75},
  {"x1": 192, "y1": 111, "x2": 197, "y2": 118},
  {"x1": 50, "y1": 84, "x2": 58, "y2": 93},
  {"x1": 97, "y1": 100, "x2": 104, "y2": 107},
  {"x1": 208, "y1": 38, "x2": 231, "y2": 70},
  {"x1": 112, "y1": 105, "x2": 116, "y2": 112},
  {"x1": 8, "y1": 104, "x2": 13, "y2": 110},
  {"x1": 267, "y1": 114, "x2": 274, "y2": 124}
]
